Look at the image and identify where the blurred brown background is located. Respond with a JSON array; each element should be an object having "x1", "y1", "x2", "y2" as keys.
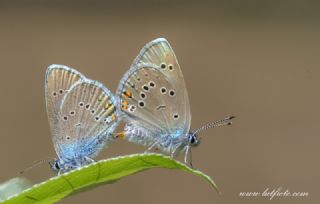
[{"x1": 0, "y1": 1, "x2": 319, "y2": 203}]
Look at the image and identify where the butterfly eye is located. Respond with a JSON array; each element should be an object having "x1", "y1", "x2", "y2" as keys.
[
  {"x1": 85, "y1": 104, "x2": 90, "y2": 109},
  {"x1": 169, "y1": 90, "x2": 175, "y2": 97},
  {"x1": 66, "y1": 136, "x2": 71, "y2": 140},
  {"x1": 52, "y1": 92, "x2": 57, "y2": 96},
  {"x1": 59, "y1": 89, "x2": 64, "y2": 94},
  {"x1": 54, "y1": 162, "x2": 60, "y2": 170},
  {"x1": 63, "y1": 116, "x2": 68, "y2": 121},
  {"x1": 70, "y1": 111, "x2": 75, "y2": 116},
  {"x1": 168, "y1": 64, "x2": 174, "y2": 71},
  {"x1": 95, "y1": 116, "x2": 100, "y2": 121},
  {"x1": 79, "y1": 102, "x2": 84, "y2": 107},
  {"x1": 160, "y1": 87, "x2": 167, "y2": 94},
  {"x1": 173, "y1": 113, "x2": 179, "y2": 120},
  {"x1": 91, "y1": 109, "x2": 95, "y2": 114},
  {"x1": 190, "y1": 136, "x2": 195, "y2": 144},
  {"x1": 160, "y1": 63, "x2": 166, "y2": 69}
]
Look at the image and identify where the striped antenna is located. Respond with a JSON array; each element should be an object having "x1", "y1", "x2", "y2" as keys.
[
  {"x1": 19, "y1": 158, "x2": 55, "y2": 174},
  {"x1": 193, "y1": 116, "x2": 236, "y2": 136}
]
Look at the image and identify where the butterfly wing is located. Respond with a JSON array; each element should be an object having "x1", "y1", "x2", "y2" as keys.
[
  {"x1": 45, "y1": 65, "x2": 119, "y2": 160},
  {"x1": 117, "y1": 38, "x2": 191, "y2": 147},
  {"x1": 58, "y1": 79, "x2": 118, "y2": 159},
  {"x1": 45, "y1": 64, "x2": 85, "y2": 157},
  {"x1": 132, "y1": 38, "x2": 191, "y2": 130}
]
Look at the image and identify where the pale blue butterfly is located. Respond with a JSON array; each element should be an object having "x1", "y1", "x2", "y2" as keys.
[
  {"x1": 45, "y1": 64, "x2": 119, "y2": 173},
  {"x1": 117, "y1": 38, "x2": 235, "y2": 166}
]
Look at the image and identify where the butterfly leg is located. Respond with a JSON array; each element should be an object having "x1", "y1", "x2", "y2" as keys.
[
  {"x1": 85, "y1": 156, "x2": 96, "y2": 163},
  {"x1": 184, "y1": 146, "x2": 194, "y2": 168},
  {"x1": 170, "y1": 146, "x2": 179, "y2": 158},
  {"x1": 188, "y1": 149, "x2": 194, "y2": 169},
  {"x1": 144, "y1": 141, "x2": 159, "y2": 153}
]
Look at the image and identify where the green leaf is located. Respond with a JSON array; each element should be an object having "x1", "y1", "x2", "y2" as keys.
[
  {"x1": 2, "y1": 153, "x2": 219, "y2": 204},
  {"x1": 0, "y1": 178, "x2": 32, "y2": 202}
]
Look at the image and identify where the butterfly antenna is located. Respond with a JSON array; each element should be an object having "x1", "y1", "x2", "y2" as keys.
[
  {"x1": 193, "y1": 116, "x2": 236, "y2": 135},
  {"x1": 19, "y1": 158, "x2": 54, "y2": 174}
]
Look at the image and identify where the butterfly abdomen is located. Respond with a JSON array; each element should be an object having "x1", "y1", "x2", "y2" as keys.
[
  {"x1": 124, "y1": 123, "x2": 187, "y2": 154},
  {"x1": 124, "y1": 123, "x2": 154, "y2": 146}
]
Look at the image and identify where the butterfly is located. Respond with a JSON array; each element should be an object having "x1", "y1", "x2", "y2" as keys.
[
  {"x1": 45, "y1": 64, "x2": 119, "y2": 174},
  {"x1": 116, "y1": 38, "x2": 235, "y2": 166}
]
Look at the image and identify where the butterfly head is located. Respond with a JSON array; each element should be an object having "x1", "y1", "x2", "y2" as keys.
[
  {"x1": 188, "y1": 132, "x2": 201, "y2": 147},
  {"x1": 49, "y1": 159, "x2": 61, "y2": 173}
]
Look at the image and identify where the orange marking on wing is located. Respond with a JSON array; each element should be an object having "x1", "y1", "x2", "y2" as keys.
[
  {"x1": 122, "y1": 100, "x2": 128, "y2": 106},
  {"x1": 123, "y1": 91, "x2": 132, "y2": 98},
  {"x1": 121, "y1": 100, "x2": 128, "y2": 111},
  {"x1": 115, "y1": 132, "x2": 125, "y2": 139},
  {"x1": 111, "y1": 113, "x2": 116, "y2": 121},
  {"x1": 104, "y1": 103, "x2": 110, "y2": 109}
]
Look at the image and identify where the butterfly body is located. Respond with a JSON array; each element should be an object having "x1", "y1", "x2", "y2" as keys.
[
  {"x1": 124, "y1": 122, "x2": 200, "y2": 155},
  {"x1": 45, "y1": 64, "x2": 119, "y2": 173},
  {"x1": 50, "y1": 155, "x2": 93, "y2": 172},
  {"x1": 124, "y1": 123, "x2": 183, "y2": 153}
]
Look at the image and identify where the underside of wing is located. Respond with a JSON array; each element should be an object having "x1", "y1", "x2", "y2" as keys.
[
  {"x1": 118, "y1": 64, "x2": 188, "y2": 133},
  {"x1": 117, "y1": 38, "x2": 191, "y2": 138},
  {"x1": 45, "y1": 64, "x2": 85, "y2": 156},
  {"x1": 56, "y1": 79, "x2": 119, "y2": 159},
  {"x1": 132, "y1": 38, "x2": 188, "y2": 94}
]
